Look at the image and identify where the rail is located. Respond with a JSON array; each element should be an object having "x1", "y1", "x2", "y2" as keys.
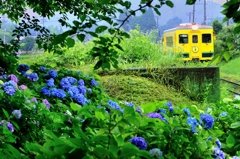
[{"x1": 220, "y1": 78, "x2": 240, "y2": 96}]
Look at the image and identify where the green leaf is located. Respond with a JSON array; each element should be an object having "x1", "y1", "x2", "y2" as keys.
[
  {"x1": 88, "y1": 31, "x2": 98, "y2": 37},
  {"x1": 52, "y1": 31, "x2": 70, "y2": 45},
  {"x1": 70, "y1": 102, "x2": 81, "y2": 111},
  {"x1": 186, "y1": 0, "x2": 197, "y2": 5},
  {"x1": 95, "y1": 26, "x2": 108, "y2": 34},
  {"x1": 142, "y1": 102, "x2": 156, "y2": 113},
  {"x1": 50, "y1": 62, "x2": 57, "y2": 68},
  {"x1": 66, "y1": 37, "x2": 75, "y2": 48},
  {"x1": 226, "y1": 134, "x2": 235, "y2": 148},
  {"x1": 230, "y1": 121, "x2": 240, "y2": 129},
  {"x1": 2, "y1": 108, "x2": 9, "y2": 118},
  {"x1": 77, "y1": 34, "x2": 85, "y2": 42},
  {"x1": 95, "y1": 111, "x2": 105, "y2": 120},
  {"x1": 166, "y1": 1, "x2": 174, "y2": 8},
  {"x1": 223, "y1": 51, "x2": 231, "y2": 61}
]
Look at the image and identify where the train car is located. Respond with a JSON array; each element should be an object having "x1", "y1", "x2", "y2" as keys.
[{"x1": 162, "y1": 23, "x2": 215, "y2": 61}]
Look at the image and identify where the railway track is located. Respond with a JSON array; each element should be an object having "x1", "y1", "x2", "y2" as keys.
[{"x1": 220, "y1": 78, "x2": 240, "y2": 96}]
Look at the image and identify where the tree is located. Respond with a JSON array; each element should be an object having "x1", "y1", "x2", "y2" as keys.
[
  {"x1": 211, "y1": 19, "x2": 223, "y2": 35},
  {"x1": 118, "y1": 9, "x2": 132, "y2": 32},
  {"x1": 20, "y1": 37, "x2": 36, "y2": 53}
]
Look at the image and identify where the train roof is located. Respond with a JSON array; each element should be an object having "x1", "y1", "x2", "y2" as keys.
[{"x1": 163, "y1": 23, "x2": 213, "y2": 33}]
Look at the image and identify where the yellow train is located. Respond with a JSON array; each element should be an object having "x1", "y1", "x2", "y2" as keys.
[{"x1": 162, "y1": 23, "x2": 215, "y2": 61}]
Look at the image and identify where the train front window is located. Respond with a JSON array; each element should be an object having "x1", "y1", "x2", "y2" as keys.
[
  {"x1": 202, "y1": 34, "x2": 211, "y2": 43},
  {"x1": 179, "y1": 34, "x2": 188, "y2": 44},
  {"x1": 192, "y1": 35, "x2": 198, "y2": 43}
]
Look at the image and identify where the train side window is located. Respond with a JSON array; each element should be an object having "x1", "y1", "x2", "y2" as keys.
[
  {"x1": 179, "y1": 34, "x2": 188, "y2": 44},
  {"x1": 202, "y1": 34, "x2": 211, "y2": 43},
  {"x1": 192, "y1": 35, "x2": 198, "y2": 43}
]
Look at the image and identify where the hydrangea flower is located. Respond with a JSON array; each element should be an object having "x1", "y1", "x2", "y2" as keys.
[
  {"x1": 66, "y1": 76, "x2": 77, "y2": 85},
  {"x1": 39, "y1": 66, "x2": 46, "y2": 72},
  {"x1": 42, "y1": 99, "x2": 50, "y2": 109},
  {"x1": 108, "y1": 100, "x2": 124, "y2": 113},
  {"x1": 232, "y1": 156, "x2": 240, "y2": 159},
  {"x1": 149, "y1": 148, "x2": 163, "y2": 159},
  {"x1": 124, "y1": 101, "x2": 134, "y2": 107},
  {"x1": 200, "y1": 113, "x2": 214, "y2": 129},
  {"x1": 187, "y1": 117, "x2": 198, "y2": 133},
  {"x1": 166, "y1": 101, "x2": 173, "y2": 112},
  {"x1": 0, "y1": 74, "x2": 7, "y2": 79},
  {"x1": 183, "y1": 108, "x2": 191, "y2": 116},
  {"x1": 30, "y1": 97, "x2": 38, "y2": 104},
  {"x1": 60, "y1": 77, "x2": 72, "y2": 90},
  {"x1": 146, "y1": 113, "x2": 165, "y2": 120},
  {"x1": 3, "y1": 80, "x2": 17, "y2": 87},
  {"x1": 0, "y1": 120, "x2": 14, "y2": 132},
  {"x1": 4, "y1": 85, "x2": 16, "y2": 96},
  {"x1": 136, "y1": 107, "x2": 142, "y2": 115},
  {"x1": 51, "y1": 88, "x2": 66, "y2": 99},
  {"x1": 130, "y1": 137, "x2": 147, "y2": 150},
  {"x1": 78, "y1": 85, "x2": 86, "y2": 95},
  {"x1": 216, "y1": 139, "x2": 221, "y2": 149},
  {"x1": 212, "y1": 148, "x2": 225, "y2": 159},
  {"x1": 27, "y1": 72, "x2": 39, "y2": 82},
  {"x1": 46, "y1": 78, "x2": 55, "y2": 87},
  {"x1": 8, "y1": 74, "x2": 18, "y2": 83},
  {"x1": 72, "y1": 93, "x2": 88, "y2": 105},
  {"x1": 90, "y1": 79, "x2": 98, "y2": 86},
  {"x1": 19, "y1": 84, "x2": 27, "y2": 90},
  {"x1": 67, "y1": 86, "x2": 80, "y2": 98},
  {"x1": 47, "y1": 70, "x2": 58, "y2": 78},
  {"x1": 41, "y1": 87, "x2": 51, "y2": 96},
  {"x1": 17, "y1": 64, "x2": 30, "y2": 74},
  {"x1": 219, "y1": 112, "x2": 227, "y2": 117},
  {"x1": 12, "y1": 110, "x2": 22, "y2": 119},
  {"x1": 78, "y1": 79, "x2": 85, "y2": 86},
  {"x1": 157, "y1": 109, "x2": 166, "y2": 114}
]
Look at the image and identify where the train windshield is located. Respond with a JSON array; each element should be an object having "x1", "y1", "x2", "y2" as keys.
[
  {"x1": 202, "y1": 34, "x2": 211, "y2": 43},
  {"x1": 179, "y1": 34, "x2": 188, "y2": 44},
  {"x1": 192, "y1": 35, "x2": 198, "y2": 43}
]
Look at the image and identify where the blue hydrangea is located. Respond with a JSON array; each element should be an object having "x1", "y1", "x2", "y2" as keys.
[
  {"x1": 90, "y1": 79, "x2": 98, "y2": 86},
  {"x1": 146, "y1": 113, "x2": 165, "y2": 120},
  {"x1": 206, "y1": 136, "x2": 212, "y2": 141},
  {"x1": 17, "y1": 64, "x2": 30, "y2": 73},
  {"x1": 41, "y1": 87, "x2": 51, "y2": 96},
  {"x1": 212, "y1": 148, "x2": 225, "y2": 159},
  {"x1": 187, "y1": 117, "x2": 198, "y2": 133},
  {"x1": 47, "y1": 70, "x2": 58, "y2": 78},
  {"x1": 46, "y1": 78, "x2": 55, "y2": 87},
  {"x1": 0, "y1": 74, "x2": 7, "y2": 79},
  {"x1": 149, "y1": 148, "x2": 163, "y2": 159},
  {"x1": 27, "y1": 72, "x2": 39, "y2": 82},
  {"x1": 216, "y1": 139, "x2": 221, "y2": 149},
  {"x1": 60, "y1": 77, "x2": 72, "y2": 90},
  {"x1": 78, "y1": 79, "x2": 85, "y2": 86},
  {"x1": 108, "y1": 100, "x2": 124, "y2": 113},
  {"x1": 72, "y1": 93, "x2": 88, "y2": 105},
  {"x1": 51, "y1": 88, "x2": 66, "y2": 99},
  {"x1": 39, "y1": 66, "x2": 46, "y2": 72},
  {"x1": 157, "y1": 109, "x2": 166, "y2": 114},
  {"x1": 130, "y1": 137, "x2": 147, "y2": 150},
  {"x1": 12, "y1": 110, "x2": 22, "y2": 119},
  {"x1": 4, "y1": 85, "x2": 16, "y2": 96},
  {"x1": 78, "y1": 85, "x2": 86, "y2": 95},
  {"x1": 166, "y1": 101, "x2": 173, "y2": 112},
  {"x1": 67, "y1": 86, "x2": 80, "y2": 98},
  {"x1": 124, "y1": 101, "x2": 134, "y2": 107},
  {"x1": 232, "y1": 156, "x2": 240, "y2": 159},
  {"x1": 183, "y1": 108, "x2": 191, "y2": 116},
  {"x1": 219, "y1": 112, "x2": 227, "y2": 117},
  {"x1": 200, "y1": 113, "x2": 214, "y2": 130},
  {"x1": 67, "y1": 76, "x2": 77, "y2": 85},
  {"x1": 3, "y1": 80, "x2": 16, "y2": 87}
]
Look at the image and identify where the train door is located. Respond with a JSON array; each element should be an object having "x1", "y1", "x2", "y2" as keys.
[
  {"x1": 178, "y1": 34, "x2": 190, "y2": 60},
  {"x1": 201, "y1": 33, "x2": 214, "y2": 60},
  {"x1": 191, "y1": 34, "x2": 200, "y2": 60}
]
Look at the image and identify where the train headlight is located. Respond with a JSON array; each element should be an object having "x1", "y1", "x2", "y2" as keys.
[{"x1": 192, "y1": 25, "x2": 198, "y2": 30}]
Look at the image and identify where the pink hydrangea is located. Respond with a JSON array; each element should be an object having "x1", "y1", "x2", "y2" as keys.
[
  {"x1": 8, "y1": 74, "x2": 19, "y2": 83},
  {"x1": 19, "y1": 84, "x2": 27, "y2": 90}
]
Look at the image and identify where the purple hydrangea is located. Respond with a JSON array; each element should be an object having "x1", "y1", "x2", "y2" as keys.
[
  {"x1": 200, "y1": 113, "x2": 214, "y2": 129},
  {"x1": 136, "y1": 107, "x2": 142, "y2": 115},
  {"x1": 40, "y1": 66, "x2": 46, "y2": 72},
  {"x1": 17, "y1": 64, "x2": 30, "y2": 73},
  {"x1": 30, "y1": 97, "x2": 38, "y2": 104},
  {"x1": 90, "y1": 79, "x2": 98, "y2": 86},
  {"x1": 42, "y1": 99, "x2": 50, "y2": 109},
  {"x1": 187, "y1": 117, "x2": 198, "y2": 133},
  {"x1": 166, "y1": 101, "x2": 174, "y2": 112},
  {"x1": 19, "y1": 84, "x2": 27, "y2": 90},
  {"x1": 212, "y1": 148, "x2": 225, "y2": 159},
  {"x1": 130, "y1": 137, "x2": 147, "y2": 150},
  {"x1": 12, "y1": 110, "x2": 22, "y2": 119},
  {"x1": 4, "y1": 85, "x2": 16, "y2": 96},
  {"x1": 108, "y1": 100, "x2": 124, "y2": 113},
  {"x1": 232, "y1": 156, "x2": 240, "y2": 159},
  {"x1": 51, "y1": 88, "x2": 66, "y2": 99},
  {"x1": 146, "y1": 113, "x2": 165, "y2": 120},
  {"x1": 47, "y1": 70, "x2": 58, "y2": 78},
  {"x1": 8, "y1": 74, "x2": 19, "y2": 83},
  {"x1": 41, "y1": 87, "x2": 51, "y2": 96},
  {"x1": 46, "y1": 78, "x2": 55, "y2": 87},
  {"x1": 27, "y1": 72, "x2": 39, "y2": 82},
  {"x1": 78, "y1": 79, "x2": 85, "y2": 86},
  {"x1": 0, "y1": 120, "x2": 14, "y2": 132},
  {"x1": 149, "y1": 148, "x2": 163, "y2": 159}
]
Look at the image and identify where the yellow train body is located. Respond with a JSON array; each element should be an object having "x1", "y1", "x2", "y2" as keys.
[{"x1": 162, "y1": 23, "x2": 215, "y2": 61}]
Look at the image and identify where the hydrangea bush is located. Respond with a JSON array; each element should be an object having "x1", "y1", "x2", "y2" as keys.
[{"x1": 0, "y1": 64, "x2": 240, "y2": 159}]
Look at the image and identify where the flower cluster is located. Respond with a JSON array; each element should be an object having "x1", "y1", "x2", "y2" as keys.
[
  {"x1": 42, "y1": 99, "x2": 50, "y2": 109},
  {"x1": 166, "y1": 101, "x2": 173, "y2": 112},
  {"x1": 12, "y1": 110, "x2": 22, "y2": 119},
  {"x1": 187, "y1": 117, "x2": 198, "y2": 133},
  {"x1": 107, "y1": 100, "x2": 124, "y2": 113},
  {"x1": 0, "y1": 120, "x2": 14, "y2": 132},
  {"x1": 46, "y1": 70, "x2": 58, "y2": 79},
  {"x1": 27, "y1": 73, "x2": 39, "y2": 82},
  {"x1": 17, "y1": 64, "x2": 30, "y2": 75},
  {"x1": 124, "y1": 101, "x2": 134, "y2": 107},
  {"x1": 90, "y1": 79, "x2": 98, "y2": 86},
  {"x1": 212, "y1": 147, "x2": 225, "y2": 159},
  {"x1": 149, "y1": 148, "x2": 163, "y2": 159},
  {"x1": 183, "y1": 108, "x2": 191, "y2": 116},
  {"x1": 146, "y1": 112, "x2": 165, "y2": 121},
  {"x1": 2, "y1": 80, "x2": 17, "y2": 96},
  {"x1": 39, "y1": 66, "x2": 46, "y2": 72},
  {"x1": 8, "y1": 74, "x2": 19, "y2": 83},
  {"x1": 130, "y1": 137, "x2": 147, "y2": 150},
  {"x1": 200, "y1": 113, "x2": 214, "y2": 129}
]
